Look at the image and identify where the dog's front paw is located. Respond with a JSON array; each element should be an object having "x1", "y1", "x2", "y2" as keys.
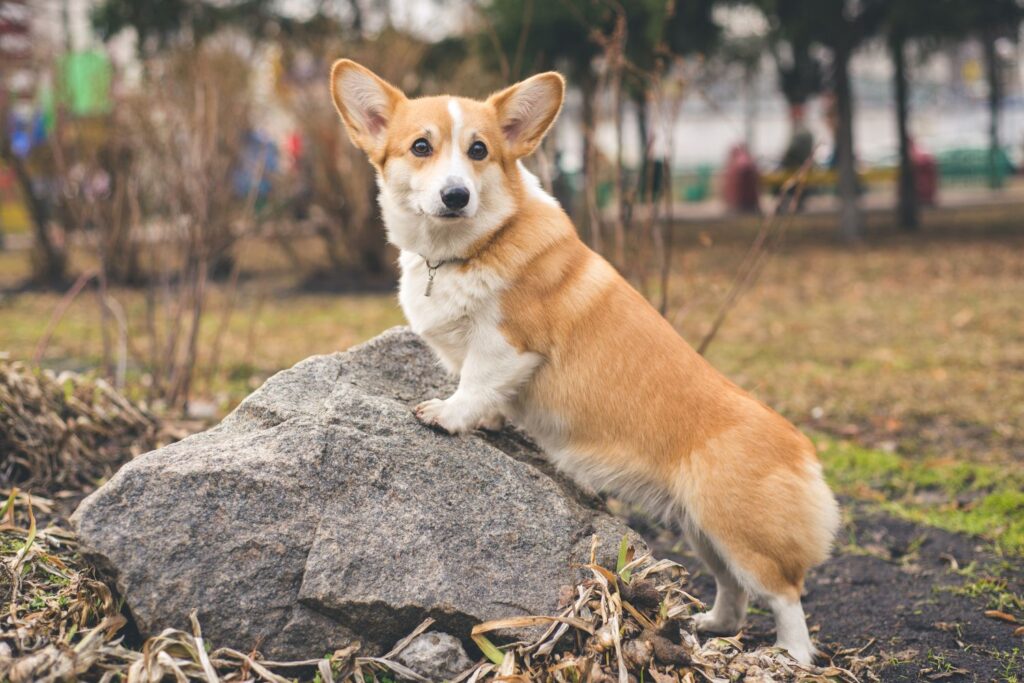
[
  {"x1": 414, "y1": 399, "x2": 504, "y2": 434},
  {"x1": 414, "y1": 398, "x2": 471, "y2": 435}
]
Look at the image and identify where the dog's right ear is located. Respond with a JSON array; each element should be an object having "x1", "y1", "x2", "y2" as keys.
[{"x1": 330, "y1": 59, "x2": 406, "y2": 155}]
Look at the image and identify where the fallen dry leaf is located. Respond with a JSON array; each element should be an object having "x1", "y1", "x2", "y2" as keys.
[{"x1": 983, "y1": 610, "x2": 1019, "y2": 624}]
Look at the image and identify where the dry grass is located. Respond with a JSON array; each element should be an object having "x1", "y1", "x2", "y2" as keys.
[
  {"x1": 0, "y1": 362, "x2": 166, "y2": 496},
  {"x1": 0, "y1": 491, "x2": 879, "y2": 682},
  {"x1": 462, "y1": 540, "x2": 879, "y2": 683},
  {"x1": 667, "y1": 219, "x2": 1024, "y2": 465},
  {"x1": 1, "y1": 209, "x2": 1019, "y2": 682},
  {"x1": 4, "y1": 216, "x2": 1022, "y2": 464},
  {"x1": 0, "y1": 236, "x2": 406, "y2": 414}
]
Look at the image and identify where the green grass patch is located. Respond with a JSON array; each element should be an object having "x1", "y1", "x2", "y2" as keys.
[
  {"x1": 818, "y1": 435, "x2": 1024, "y2": 555},
  {"x1": 944, "y1": 566, "x2": 1024, "y2": 614},
  {"x1": 994, "y1": 647, "x2": 1022, "y2": 683}
]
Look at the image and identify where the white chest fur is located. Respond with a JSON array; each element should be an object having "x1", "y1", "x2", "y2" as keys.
[
  {"x1": 397, "y1": 248, "x2": 545, "y2": 438},
  {"x1": 397, "y1": 250, "x2": 505, "y2": 374}
]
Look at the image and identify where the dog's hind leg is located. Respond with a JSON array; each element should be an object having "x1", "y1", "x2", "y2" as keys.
[
  {"x1": 687, "y1": 524, "x2": 816, "y2": 664},
  {"x1": 769, "y1": 594, "x2": 815, "y2": 665},
  {"x1": 685, "y1": 527, "x2": 748, "y2": 634}
]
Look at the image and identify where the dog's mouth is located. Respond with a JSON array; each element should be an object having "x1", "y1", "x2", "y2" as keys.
[{"x1": 411, "y1": 202, "x2": 471, "y2": 221}]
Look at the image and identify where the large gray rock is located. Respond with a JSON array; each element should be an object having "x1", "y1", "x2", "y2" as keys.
[{"x1": 71, "y1": 327, "x2": 643, "y2": 659}]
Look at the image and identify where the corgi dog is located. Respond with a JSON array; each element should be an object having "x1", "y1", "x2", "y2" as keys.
[{"x1": 330, "y1": 59, "x2": 840, "y2": 665}]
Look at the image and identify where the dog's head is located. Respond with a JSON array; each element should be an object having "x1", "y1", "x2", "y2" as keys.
[{"x1": 330, "y1": 59, "x2": 564, "y2": 255}]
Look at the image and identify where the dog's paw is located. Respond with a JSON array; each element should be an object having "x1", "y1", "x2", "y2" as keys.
[
  {"x1": 415, "y1": 399, "x2": 457, "y2": 433},
  {"x1": 692, "y1": 610, "x2": 743, "y2": 635},
  {"x1": 414, "y1": 399, "x2": 471, "y2": 435},
  {"x1": 775, "y1": 640, "x2": 815, "y2": 666},
  {"x1": 476, "y1": 413, "x2": 506, "y2": 432},
  {"x1": 414, "y1": 399, "x2": 504, "y2": 434}
]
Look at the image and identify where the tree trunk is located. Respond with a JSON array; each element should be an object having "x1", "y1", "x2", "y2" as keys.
[
  {"x1": 833, "y1": 41, "x2": 862, "y2": 242},
  {"x1": 982, "y1": 28, "x2": 1002, "y2": 189},
  {"x1": 610, "y1": 62, "x2": 625, "y2": 269},
  {"x1": 9, "y1": 152, "x2": 67, "y2": 283},
  {"x1": 581, "y1": 74, "x2": 601, "y2": 252},
  {"x1": 743, "y1": 61, "x2": 757, "y2": 149},
  {"x1": 892, "y1": 33, "x2": 918, "y2": 231},
  {"x1": 635, "y1": 91, "x2": 650, "y2": 202}
]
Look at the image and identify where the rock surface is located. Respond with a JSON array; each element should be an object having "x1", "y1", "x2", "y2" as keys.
[
  {"x1": 395, "y1": 632, "x2": 474, "y2": 681},
  {"x1": 72, "y1": 327, "x2": 643, "y2": 659}
]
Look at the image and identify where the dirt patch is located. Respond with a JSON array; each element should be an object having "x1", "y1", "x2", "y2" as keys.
[{"x1": 647, "y1": 502, "x2": 1024, "y2": 681}]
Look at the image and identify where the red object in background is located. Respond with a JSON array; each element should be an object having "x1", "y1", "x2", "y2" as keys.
[
  {"x1": 910, "y1": 140, "x2": 937, "y2": 205},
  {"x1": 722, "y1": 144, "x2": 760, "y2": 213},
  {"x1": 0, "y1": 167, "x2": 15, "y2": 191},
  {"x1": 285, "y1": 131, "x2": 303, "y2": 166}
]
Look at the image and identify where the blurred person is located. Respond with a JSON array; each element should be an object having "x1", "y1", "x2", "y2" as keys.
[{"x1": 780, "y1": 102, "x2": 814, "y2": 171}]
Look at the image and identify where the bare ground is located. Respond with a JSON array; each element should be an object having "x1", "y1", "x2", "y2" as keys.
[
  {"x1": 3, "y1": 208, "x2": 1023, "y2": 680},
  {"x1": 642, "y1": 501, "x2": 1024, "y2": 681}
]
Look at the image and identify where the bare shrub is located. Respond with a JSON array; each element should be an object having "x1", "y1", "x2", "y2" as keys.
[
  {"x1": 132, "y1": 45, "x2": 258, "y2": 279},
  {"x1": 282, "y1": 31, "x2": 429, "y2": 287},
  {"x1": 0, "y1": 362, "x2": 161, "y2": 495},
  {"x1": 35, "y1": 43, "x2": 267, "y2": 411},
  {"x1": 125, "y1": 45, "x2": 266, "y2": 408}
]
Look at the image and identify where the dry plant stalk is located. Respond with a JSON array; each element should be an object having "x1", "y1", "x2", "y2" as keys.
[
  {"x1": 31, "y1": 43, "x2": 271, "y2": 412},
  {"x1": 696, "y1": 155, "x2": 815, "y2": 355},
  {"x1": 564, "y1": 1, "x2": 685, "y2": 318},
  {"x1": 0, "y1": 489, "x2": 880, "y2": 682},
  {"x1": 555, "y1": 1, "x2": 814, "y2": 357},
  {"x1": 0, "y1": 362, "x2": 161, "y2": 495},
  {"x1": 461, "y1": 544, "x2": 875, "y2": 683},
  {"x1": 283, "y1": 33, "x2": 428, "y2": 285},
  {"x1": 131, "y1": 46, "x2": 264, "y2": 409}
]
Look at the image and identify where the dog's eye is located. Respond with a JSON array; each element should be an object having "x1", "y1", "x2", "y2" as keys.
[
  {"x1": 411, "y1": 138, "x2": 432, "y2": 157},
  {"x1": 468, "y1": 141, "x2": 488, "y2": 161}
]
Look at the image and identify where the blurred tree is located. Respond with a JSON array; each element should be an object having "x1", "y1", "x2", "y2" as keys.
[
  {"x1": 482, "y1": 0, "x2": 719, "y2": 238},
  {"x1": 882, "y1": 0, "x2": 1023, "y2": 230},
  {"x1": 757, "y1": 0, "x2": 887, "y2": 242},
  {"x1": 663, "y1": 0, "x2": 720, "y2": 58},
  {"x1": 92, "y1": 0, "x2": 365, "y2": 53},
  {"x1": 879, "y1": 0, "x2": 956, "y2": 232},
  {"x1": 773, "y1": 38, "x2": 821, "y2": 111},
  {"x1": 0, "y1": 131, "x2": 67, "y2": 285},
  {"x1": 638, "y1": 0, "x2": 721, "y2": 193},
  {"x1": 890, "y1": 25, "x2": 917, "y2": 230},
  {"x1": 482, "y1": 0, "x2": 609, "y2": 235},
  {"x1": 959, "y1": 0, "x2": 1024, "y2": 189},
  {"x1": 720, "y1": 32, "x2": 769, "y2": 151}
]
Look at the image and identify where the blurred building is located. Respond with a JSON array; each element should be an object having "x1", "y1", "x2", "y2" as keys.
[{"x1": 7, "y1": 1, "x2": 1024, "y2": 175}]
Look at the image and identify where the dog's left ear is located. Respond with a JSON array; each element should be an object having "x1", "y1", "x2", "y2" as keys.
[{"x1": 488, "y1": 72, "x2": 565, "y2": 158}]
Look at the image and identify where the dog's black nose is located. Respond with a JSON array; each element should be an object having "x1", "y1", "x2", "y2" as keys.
[{"x1": 440, "y1": 185, "x2": 470, "y2": 210}]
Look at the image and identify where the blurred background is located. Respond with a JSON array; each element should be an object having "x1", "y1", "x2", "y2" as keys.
[{"x1": 0, "y1": 1, "x2": 1022, "y2": 546}]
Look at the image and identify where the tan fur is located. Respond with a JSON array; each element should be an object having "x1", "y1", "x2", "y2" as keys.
[
  {"x1": 330, "y1": 59, "x2": 839, "y2": 663},
  {"x1": 471, "y1": 195, "x2": 836, "y2": 600}
]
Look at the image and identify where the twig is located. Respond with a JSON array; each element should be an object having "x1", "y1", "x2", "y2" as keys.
[
  {"x1": 696, "y1": 153, "x2": 815, "y2": 355},
  {"x1": 33, "y1": 270, "x2": 100, "y2": 364},
  {"x1": 510, "y1": 0, "x2": 534, "y2": 81}
]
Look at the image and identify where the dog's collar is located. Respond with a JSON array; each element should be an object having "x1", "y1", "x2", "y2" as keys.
[
  {"x1": 416, "y1": 218, "x2": 512, "y2": 296},
  {"x1": 420, "y1": 255, "x2": 466, "y2": 297}
]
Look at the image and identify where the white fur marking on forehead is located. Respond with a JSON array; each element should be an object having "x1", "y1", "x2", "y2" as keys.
[
  {"x1": 446, "y1": 98, "x2": 470, "y2": 181},
  {"x1": 447, "y1": 98, "x2": 464, "y2": 159},
  {"x1": 447, "y1": 98, "x2": 463, "y2": 130}
]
